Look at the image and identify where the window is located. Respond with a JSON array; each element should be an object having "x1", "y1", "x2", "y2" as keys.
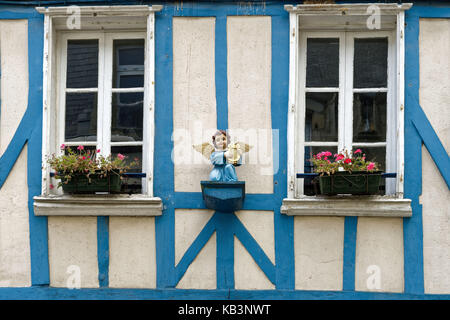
[
  {"x1": 300, "y1": 31, "x2": 395, "y2": 196},
  {"x1": 38, "y1": 5, "x2": 162, "y2": 197},
  {"x1": 285, "y1": 3, "x2": 412, "y2": 202},
  {"x1": 59, "y1": 33, "x2": 146, "y2": 193}
]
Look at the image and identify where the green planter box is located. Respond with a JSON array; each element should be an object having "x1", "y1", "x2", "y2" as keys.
[
  {"x1": 319, "y1": 171, "x2": 382, "y2": 195},
  {"x1": 59, "y1": 171, "x2": 122, "y2": 194}
]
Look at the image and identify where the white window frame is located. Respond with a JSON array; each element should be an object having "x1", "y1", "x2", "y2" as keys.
[
  {"x1": 298, "y1": 30, "x2": 396, "y2": 195},
  {"x1": 280, "y1": 3, "x2": 412, "y2": 217},
  {"x1": 38, "y1": 5, "x2": 162, "y2": 198},
  {"x1": 285, "y1": 3, "x2": 412, "y2": 200}
]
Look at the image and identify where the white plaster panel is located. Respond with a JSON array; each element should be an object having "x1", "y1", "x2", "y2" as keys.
[
  {"x1": 48, "y1": 217, "x2": 99, "y2": 288},
  {"x1": 355, "y1": 217, "x2": 404, "y2": 293},
  {"x1": 0, "y1": 146, "x2": 31, "y2": 287},
  {"x1": 234, "y1": 210, "x2": 275, "y2": 290},
  {"x1": 176, "y1": 233, "x2": 217, "y2": 290},
  {"x1": 175, "y1": 209, "x2": 216, "y2": 289},
  {"x1": 109, "y1": 217, "x2": 156, "y2": 288},
  {"x1": 173, "y1": 17, "x2": 217, "y2": 192},
  {"x1": 227, "y1": 16, "x2": 273, "y2": 194},
  {"x1": 0, "y1": 20, "x2": 31, "y2": 287},
  {"x1": 419, "y1": 18, "x2": 450, "y2": 294},
  {"x1": 0, "y1": 20, "x2": 29, "y2": 155},
  {"x1": 294, "y1": 216, "x2": 344, "y2": 291}
]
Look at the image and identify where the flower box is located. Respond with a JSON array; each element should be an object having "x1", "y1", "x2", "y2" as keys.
[
  {"x1": 59, "y1": 171, "x2": 122, "y2": 194},
  {"x1": 318, "y1": 171, "x2": 382, "y2": 195}
]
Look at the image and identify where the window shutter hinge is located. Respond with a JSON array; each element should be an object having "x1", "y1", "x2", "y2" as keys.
[
  {"x1": 400, "y1": 104, "x2": 404, "y2": 111},
  {"x1": 290, "y1": 104, "x2": 295, "y2": 112},
  {"x1": 292, "y1": 28, "x2": 295, "y2": 38},
  {"x1": 400, "y1": 30, "x2": 403, "y2": 39},
  {"x1": 289, "y1": 179, "x2": 295, "y2": 191}
]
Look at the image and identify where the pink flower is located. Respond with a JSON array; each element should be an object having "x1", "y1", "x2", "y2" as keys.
[
  {"x1": 324, "y1": 151, "x2": 332, "y2": 157},
  {"x1": 117, "y1": 153, "x2": 125, "y2": 161},
  {"x1": 97, "y1": 149, "x2": 101, "y2": 153},
  {"x1": 82, "y1": 156, "x2": 86, "y2": 160},
  {"x1": 354, "y1": 149, "x2": 362, "y2": 154},
  {"x1": 60, "y1": 144, "x2": 66, "y2": 150},
  {"x1": 367, "y1": 162, "x2": 375, "y2": 171},
  {"x1": 335, "y1": 154, "x2": 345, "y2": 161},
  {"x1": 49, "y1": 183, "x2": 54, "y2": 190},
  {"x1": 77, "y1": 145, "x2": 84, "y2": 151}
]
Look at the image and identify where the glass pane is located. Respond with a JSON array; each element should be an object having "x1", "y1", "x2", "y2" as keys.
[
  {"x1": 304, "y1": 146, "x2": 337, "y2": 196},
  {"x1": 113, "y1": 39, "x2": 145, "y2": 88},
  {"x1": 352, "y1": 147, "x2": 386, "y2": 171},
  {"x1": 65, "y1": 93, "x2": 97, "y2": 142},
  {"x1": 305, "y1": 92, "x2": 338, "y2": 142},
  {"x1": 111, "y1": 92, "x2": 144, "y2": 142},
  {"x1": 306, "y1": 38, "x2": 339, "y2": 88},
  {"x1": 353, "y1": 92, "x2": 386, "y2": 142},
  {"x1": 66, "y1": 40, "x2": 99, "y2": 88},
  {"x1": 111, "y1": 146, "x2": 142, "y2": 194},
  {"x1": 354, "y1": 38, "x2": 388, "y2": 88}
]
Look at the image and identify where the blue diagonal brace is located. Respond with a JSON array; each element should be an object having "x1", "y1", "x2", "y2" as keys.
[{"x1": 407, "y1": 93, "x2": 450, "y2": 189}]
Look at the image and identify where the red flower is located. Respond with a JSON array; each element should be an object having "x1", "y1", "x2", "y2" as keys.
[
  {"x1": 344, "y1": 158, "x2": 352, "y2": 164},
  {"x1": 367, "y1": 162, "x2": 375, "y2": 171}
]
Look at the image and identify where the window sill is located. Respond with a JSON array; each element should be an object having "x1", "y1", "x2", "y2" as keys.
[
  {"x1": 33, "y1": 194, "x2": 163, "y2": 217},
  {"x1": 280, "y1": 196, "x2": 412, "y2": 217}
]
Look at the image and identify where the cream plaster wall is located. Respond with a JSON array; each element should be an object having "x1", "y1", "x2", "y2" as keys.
[
  {"x1": 227, "y1": 16, "x2": 273, "y2": 194},
  {"x1": 109, "y1": 217, "x2": 156, "y2": 288},
  {"x1": 173, "y1": 17, "x2": 217, "y2": 193},
  {"x1": 0, "y1": 20, "x2": 31, "y2": 287},
  {"x1": 419, "y1": 18, "x2": 450, "y2": 294},
  {"x1": 294, "y1": 217, "x2": 344, "y2": 291},
  {"x1": 48, "y1": 217, "x2": 99, "y2": 288},
  {"x1": 234, "y1": 210, "x2": 275, "y2": 290},
  {"x1": 175, "y1": 209, "x2": 216, "y2": 289},
  {"x1": 355, "y1": 217, "x2": 404, "y2": 293}
]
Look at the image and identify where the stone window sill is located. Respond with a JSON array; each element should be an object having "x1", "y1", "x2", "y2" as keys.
[
  {"x1": 281, "y1": 196, "x2": 412, "y2": 217},
  {"x1": 33, "y1": 195, "x2": 163, "y2": 217}
]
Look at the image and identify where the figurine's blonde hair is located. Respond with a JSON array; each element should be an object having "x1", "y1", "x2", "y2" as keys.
[{"x1": 212, "y1": 130, "x2": 231, "y2": 148}]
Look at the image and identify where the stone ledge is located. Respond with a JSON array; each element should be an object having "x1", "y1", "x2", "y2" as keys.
[
  {"x1": 33, "y1": 195, "x2": 163, "y2": 217},
  {"x1": 281, "y1": 196, "x2": 412, "y2": 217}
]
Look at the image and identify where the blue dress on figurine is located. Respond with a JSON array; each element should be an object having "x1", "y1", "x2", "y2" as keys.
[{"x1": 209, "y1": 150, "x2": 240, "y2": 182}]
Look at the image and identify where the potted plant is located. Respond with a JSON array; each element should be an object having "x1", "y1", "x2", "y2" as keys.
[
  {"x1": 310, "y1": 149, "x2": 382, "y2": 195},
  {"x1": 47, "y1": 145, "x2": 138, "y2": 194}
]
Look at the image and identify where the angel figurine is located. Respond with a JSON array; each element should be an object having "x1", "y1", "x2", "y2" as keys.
[{"x1": 193, "y1": 130, "x2": 252, "y2": 182}]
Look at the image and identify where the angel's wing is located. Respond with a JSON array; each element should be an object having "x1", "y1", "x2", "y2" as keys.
[
  {"x1": 235, "y1": 142, "x2": 252, "y2": 154},
  {"x1": 192, "y1": 142, "x2": 215, "y2": 159}
]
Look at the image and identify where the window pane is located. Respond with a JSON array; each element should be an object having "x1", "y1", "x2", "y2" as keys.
[
  {"x1": 305, "y1": 92, "x2": 338, "y2": 142},
  {"x1": 111, "y1": 92, "x2": 143, "y2": 142},
  {"x1": 353, "y1": 38, "x2": 388, "y2": 88},
  {"x1": 113, "y1": 39, "x2": 145, "y2": 88},
  {"x1": 351, "y1": 147, "x2": 386, "y2": 171},
  {"x1": 353, "y1": 92, "x2": 386, "y2": 142},
  {"x1": 306, "y1": 38, "x2": 339, "y2": 88},
  {"x1": 65, "y1": 93, "x2": 97, "y2": 142},
  {"x1": 304, "y1": 146, "x2": 337, "y2": 196},
  {"x1": 66, "y1": 40, "x2": 99, "y2": 88},
  {"x1": 111, "y1": 146, "x2": 142, "y2": 194}
]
